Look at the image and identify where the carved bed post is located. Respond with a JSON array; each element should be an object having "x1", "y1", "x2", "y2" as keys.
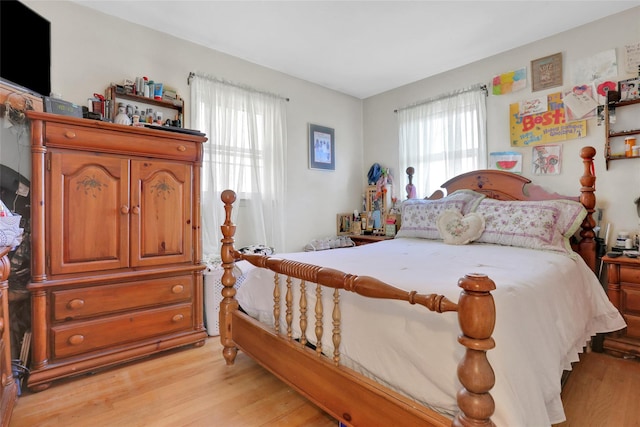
[
  {"x1": 220, "y1": 190, "x2": 239, "y2": 365},
  {"x1": 578, "y1": 146, "x2": 597, "y2": 272},
  {"x1": 453, "y1": 273, "x2": 496, "y2": 427}
]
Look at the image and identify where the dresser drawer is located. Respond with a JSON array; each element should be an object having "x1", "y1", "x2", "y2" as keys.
[
  {"x1": 622, "y1": 284, "x2": 640, "y2": 315},
  {"x1": 620, "y1": 265, "x2": 640, "y2": 284},
  {"x1": 44, "y1": 122, "x2": 198, "y2": 162},
  {"x1": 52, "y1": 275, "x2": 193, "y2": 321},
  {"x1": 52, "y1": 303, "x2": 193, "y2": 359},
  {"x1": 623, "y1": 313, "x2": 640, "y2": 339}
]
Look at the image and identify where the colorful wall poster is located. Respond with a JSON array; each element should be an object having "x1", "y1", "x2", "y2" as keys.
[
  {"x1": 489, "y1": 151, "x2": 523, "y2": 173},
  {"x1": 492, "y1": 68, "x2": 527, "y2": 95},
  {"x1": 509, "y1": 92, "x2": 586, "y2": 147}
]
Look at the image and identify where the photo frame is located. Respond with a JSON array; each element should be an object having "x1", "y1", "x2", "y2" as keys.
[
  {"x1": 309, "y1": 123, "x2": 335, "y2": 170},
  {"x1": 336, "y1": 213, "x2": 352, "y2": 235},
  {"x1": 531, "y1": 53, "x2": 563, "y2": 92}
]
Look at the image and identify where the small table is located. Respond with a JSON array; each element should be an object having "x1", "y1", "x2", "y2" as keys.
[{"x1": 349, "y1": 234, "x2": 394, "y2": 246}]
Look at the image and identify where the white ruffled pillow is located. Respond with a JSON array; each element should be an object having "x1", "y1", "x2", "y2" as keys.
[
  {"x1": 396, "y1": 190, "x2": 486, "y2": 240},
  {"x1": 437, "y1": 210, "x2": 485, "y2": 245},
  {"x1": 474, "y1": 198, "x2": 586, "y2": 254}
]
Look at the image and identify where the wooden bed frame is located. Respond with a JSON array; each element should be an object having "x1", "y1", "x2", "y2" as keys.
[{"x1": 219, "y1": 146, "x2": 597, "y2": 426}]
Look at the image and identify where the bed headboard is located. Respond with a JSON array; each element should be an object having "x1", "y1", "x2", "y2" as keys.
[{"x1": 425, "y1": 146, "x2": 597, "y2": 271}]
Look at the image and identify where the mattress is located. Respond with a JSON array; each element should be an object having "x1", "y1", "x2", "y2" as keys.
[{"x1": 236, "y1": 238, "x2": 625, "y2": 426}]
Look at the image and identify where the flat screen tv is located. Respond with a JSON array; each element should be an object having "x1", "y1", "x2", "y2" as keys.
[{"x1": 0, "y1": 0, "x2": 51, "y2": 97}]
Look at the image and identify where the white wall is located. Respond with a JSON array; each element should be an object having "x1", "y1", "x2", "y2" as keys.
[
  {"x1": 7, "y1": 2, "x2": 640, "y2": 253},
  {"x1": 18, "y1": 0, "x2": 364, "y2": 253},
  {"x1": 363, "y1": 7, "x2": 640, "y2": 249}
]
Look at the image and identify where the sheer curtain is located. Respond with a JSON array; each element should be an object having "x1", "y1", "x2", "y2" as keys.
[
  {"x1": 397, "y1": 84, "x2": 487, "y2": 198},
  {"x1": 190, "y1": 74, "x2": 287, "y2": 259}
]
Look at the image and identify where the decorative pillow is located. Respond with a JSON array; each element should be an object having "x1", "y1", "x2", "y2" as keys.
[
  {"x1": 437, "y1": 210, "x2": 485, "y2": 245},
  {"x1": 474, "y1": 198, "x2": 587, "y2": 254},
  {"x1": 396, "y1": 190, "x2": 486, "y2": 240}
]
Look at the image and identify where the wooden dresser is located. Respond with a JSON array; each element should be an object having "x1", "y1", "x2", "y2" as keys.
[
  {"x1": 26, "y1": 112, "x2": 208, "y2": 391},
  {"x1": 602, "y1": 254, "x2": 640, "y2": 358},
  {"x1": 1, "y1": 246, "x2": 18, "y2": 425}
]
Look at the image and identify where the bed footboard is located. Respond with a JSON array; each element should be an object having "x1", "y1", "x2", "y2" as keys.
[{"x1": 220, "y1": 190, "x2": 496, "y2": 427}]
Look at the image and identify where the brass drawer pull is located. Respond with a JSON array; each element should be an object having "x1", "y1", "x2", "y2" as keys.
[
  {"x1": 171, "y1": 284, "x2": 184, "y2": 294},
  {"x1": 171, "y1": 314, "x2": 184, "y2": 323},
  {"x1": 67, "y1": 299, "x2": 85, "y2": 310},
  {"x1": 64, "y1": 130, "x2": 77, "y2": 139},
  {"x1": 68, "y1": 334, "x2": 85, "y2": 345}
]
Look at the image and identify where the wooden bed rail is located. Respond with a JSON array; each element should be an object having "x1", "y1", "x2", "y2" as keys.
[{"x1": 220, "y1": 189, "x2": 497, "y2": 426}]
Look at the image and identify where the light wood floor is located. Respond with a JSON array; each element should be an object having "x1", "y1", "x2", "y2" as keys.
[{"x1": 9, "y1": 338, "x2": 640, "y2": 426}]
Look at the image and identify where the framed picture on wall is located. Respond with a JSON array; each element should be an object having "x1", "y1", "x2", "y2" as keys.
[
  {"x1": 309, "y1": 123, "x2": 335, "y2": 170},
  {"x1": 531, "y1": 52, "x2": 563, "y2": 92}
]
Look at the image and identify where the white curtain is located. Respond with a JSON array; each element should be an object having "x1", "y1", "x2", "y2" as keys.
[
  {"x1": 397, "y1": 85, "x2": 487, "y2": 198},
  {"x1": 190, "y1": 74, "x2": 287, "y2": 259}
]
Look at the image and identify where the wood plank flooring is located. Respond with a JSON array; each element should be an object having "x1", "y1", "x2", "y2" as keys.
[{"x1": 9, "y1": 337, "x2": 640, "y2": 426}]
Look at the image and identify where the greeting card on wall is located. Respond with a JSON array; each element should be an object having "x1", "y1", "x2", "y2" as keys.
[
  {"x1": 532, "y1": 145, "x2": 561, "y2": 175},
  {"x1": 510, "y1": 92, "x2": 586, "y2": 147},
  {"x1": 562, "y1": 85, "x2": 597, "y2": 121},
  {"x1": 492, "y1": 67, "x2": 527, "y2": 95},
  {"x1": 571, "y1": 49, "x2": 618, "y2": 85},
  {"x1": 489, "y1": 151, "x2": 522, "y2": 173},
  {"x1": 624, "y1": 41, "x2": 640, "y2": 74},
  {"x1": 519, "y1": 96, "x2": 547, "y2": 117}
]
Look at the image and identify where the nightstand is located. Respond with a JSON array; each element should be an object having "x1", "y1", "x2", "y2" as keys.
[
  {"x1": 602, "y1": 254, "x2": 640, "y2": 358},
  {"x1": 350, "y1": 235, "x2": 394, "y2": 246}
]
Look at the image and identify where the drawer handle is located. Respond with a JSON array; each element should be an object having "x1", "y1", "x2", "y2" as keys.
[
  {"x1": 177, "y1": 145, "x2": 186, "y2": 152},
  {"x1": 171, "y1": 314, "x2": 184, "y2": 323},
  {"x1": 67, "y1": 298, "x2": 85, "y2": 310},
  {"x1": 171, "y1": 284, "x2": 184, "y2": 294},
  {"x1": 64, "y1": 130, "x2": 77, "y2": 139},
  {"x1": 132, "y1": 206, "x2": 140, "y2": 215},
  {"x1": 121, "y1": 205, "x2": 129, "y2": 214},
  {"x1": 68, "y1": 334, "x2": 85, "y2": 345}
]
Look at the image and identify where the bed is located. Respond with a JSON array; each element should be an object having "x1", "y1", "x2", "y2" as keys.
[{"x1": 218, "y1": 146, "x2": 626, "y2": 426}]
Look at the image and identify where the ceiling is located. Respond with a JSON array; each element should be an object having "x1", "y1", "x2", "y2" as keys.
[{"x1": 72, "y1": 1, "x2": 640, "y2": 99}]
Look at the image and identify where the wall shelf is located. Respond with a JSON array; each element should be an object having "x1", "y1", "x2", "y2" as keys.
[{"x1": 604, "y1": 98, "x2": 640, "y2": 170}]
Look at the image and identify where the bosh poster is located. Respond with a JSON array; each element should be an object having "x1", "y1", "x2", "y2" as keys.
[{"x1": 510, "y1": 92, "x2": 586, "y2": 147}]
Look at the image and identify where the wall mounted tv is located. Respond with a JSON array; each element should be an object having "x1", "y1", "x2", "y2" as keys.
[{"x1": 0, "y1": 0, "x2": 51, "y2": 97}]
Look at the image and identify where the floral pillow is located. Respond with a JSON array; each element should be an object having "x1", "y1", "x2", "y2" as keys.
[
  {"x1": 396, "y1": 190, "x2": 486, "y2": 240},
  {"x1": 437, "y1": 210, "x2": 485, "y2": 245},
  {"x1": 474, "y1": 198, "x2": 587, "y2": 254}
]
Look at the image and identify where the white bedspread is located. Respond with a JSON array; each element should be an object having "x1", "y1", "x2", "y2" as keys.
[{"x1": 236, "y1": 238, "x2": 625, "y2": 426}]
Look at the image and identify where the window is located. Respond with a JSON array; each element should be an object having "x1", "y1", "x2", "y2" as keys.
[
  {"x1": 190, "y1": 75, "x2": 287, "y2": 256},
  {"x1": 397, "y1": 85, "x2": 487, "y2": 197}
]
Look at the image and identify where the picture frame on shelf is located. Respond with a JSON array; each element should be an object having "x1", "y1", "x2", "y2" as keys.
[
  {"x1": 619, "y1": 77, "x2": 640, "y2": 101},
  {"x1": 309, "y1": 123, "x2": 335, "y2": 170},
  {"x1": 531, "y1": 53, "x2": 562, "y2": 92},
  {"x1": 336, "y1": 213, "x2": 352, "y2": 235}
]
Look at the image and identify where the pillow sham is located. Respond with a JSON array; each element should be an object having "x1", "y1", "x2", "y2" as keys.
[
  {"x1": 437, "y1": 210, "x2": 485, "y2": 245},
  {"x1": 474, "y1": 198, "x2": 587, "y2": 254},
  {"x1": 395, "y1": 190, "x2": 486, "y2": 240}
]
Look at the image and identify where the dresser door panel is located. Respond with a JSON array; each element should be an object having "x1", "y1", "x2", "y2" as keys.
[
  {"x1": 130, "y1": 160, "x2": 192, "y2": 267},
  {"x1": 49, "y1": 151, "x2": 130, "y2": 275}
]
